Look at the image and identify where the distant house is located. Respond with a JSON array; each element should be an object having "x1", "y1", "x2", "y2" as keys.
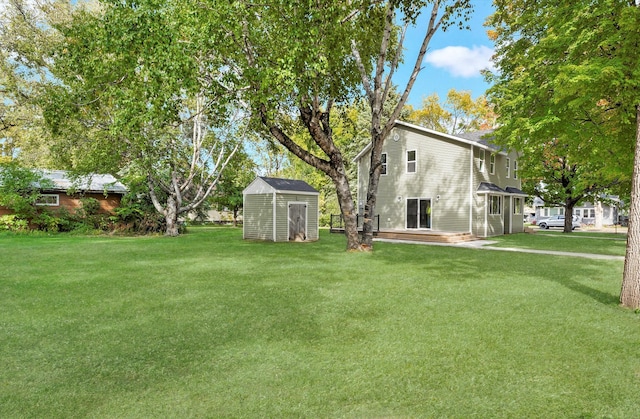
[
  {"x1": 0, "y1": 170, "x2": 127, "y2": 217},
  {"x1": 354, "y1": 121, "x2": 526, "y2": 238},
  {"x1": 243, "y1": 176, "x2": 319, "y2": 242},
  {"x1": 533, "y1": 196, "x2": 623, "y2": 227}
]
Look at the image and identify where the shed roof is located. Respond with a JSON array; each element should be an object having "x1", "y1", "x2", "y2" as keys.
[
  {"x1": 243, "y1": 176, "x2": 319, "y2": 195},
  {"x1": 39, "y1": 170, "x2": 127, "y2": 194}
]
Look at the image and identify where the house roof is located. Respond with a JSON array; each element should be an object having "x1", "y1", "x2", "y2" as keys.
[
  {"x1": 39, "y1": 170, "x2": 127, "y2": 194},
  {"x1": 505, "y1": 186, "x2": 528, "y2": 196},
  {"x1": 477, "y1": 182, "x2": 507, "y2": 194},
  {"x1": 477, "y1": 183, "x2": 529, "y2": 196},
  {"x1": 353, "y1": 121, "x2": 507, "y2": 162},
  {"x1": 243, "y1": 176, "x2": 319, "y2": 195}
]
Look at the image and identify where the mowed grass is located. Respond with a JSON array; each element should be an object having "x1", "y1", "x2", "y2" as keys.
[
  {"x1": 491, "y1": 230, "x2": 628, "y2": 256},
  {"x1": 1, "y1": 227, "x2": 639, "y2": 418}
]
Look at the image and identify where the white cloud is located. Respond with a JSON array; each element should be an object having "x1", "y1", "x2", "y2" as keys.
[{"x1": 424, "y1": 45, "x2": 495, "y2": 78}]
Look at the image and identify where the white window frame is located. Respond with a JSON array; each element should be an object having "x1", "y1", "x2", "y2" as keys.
[
  {"x1": 489, "y1": 154, "x2": 496, "y2": 175},
  {"x1": 513, "y1": 160, "x2": 518, "y2": 179},
  {"x1": 35, "y1": 194, "x2": 59, "y2": 206},
  {"x1": 380, "y1": 152, "x2": 387, "y2": 176},
  {"x1": 406, "y1": 149, "x2": 416, "y2": 173},
  {"x1": 513, "y1": 197, "x2": 522, "y2": 215},
  {"x1": 478, "y1": 149, "x2": 485, "y2": 172},
  {"x1": 489, "y1": 195, "x2": 502, "y2": 215},
  {"x1": 506, "y1": 158, "x2": 511, "y2": 178}
]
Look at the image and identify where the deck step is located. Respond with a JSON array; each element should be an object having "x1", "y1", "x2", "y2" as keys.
[{"x1": 376, "y1": 231, "x2": 476, "y2": 244}]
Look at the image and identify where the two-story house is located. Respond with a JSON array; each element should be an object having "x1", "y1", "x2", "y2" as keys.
[{"x1": 354, "y1": 121, "x2": 526, "y2": 238}]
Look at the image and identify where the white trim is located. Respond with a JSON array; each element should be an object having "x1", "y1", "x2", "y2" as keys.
[
  {"x1": 353, "y1": 121, "x2": 507, "y2": 162},
  {"x1": 405, "y1": 197, "x2": 432, "y2": 230},
  {"x1": 469, "y1": 145, "x2": 474, "y2": 233},
  {"x1": 506, "y1": 157, "x2": 511, "y2": 178},
  {"x1": 381, "y1": 152, "x2": 388, "y2": 176},
  {"x1": 272, "y1": 191, "x2": 277, "y2": 242},
  {"x1": 35, "y1": 194, "x2": 59, "y2": 206},
  {"x1": 484, "y1": 196, "x2": 488, "y2": 237},
  {"x1": 287, "y1": 201, "x2": 308, "y2": 241},
  {"x1": 406, "y1": 149, "x2": 416, "y2": 174}
]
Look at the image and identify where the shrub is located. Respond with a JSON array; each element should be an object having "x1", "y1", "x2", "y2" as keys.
[{"x1": 0, "y1": 215, "x2": 29, "y2": 232}]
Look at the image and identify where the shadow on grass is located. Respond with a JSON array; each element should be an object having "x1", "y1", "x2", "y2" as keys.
[{"x1": 544, "y1": 276, "x2": 620, "y2": 306}]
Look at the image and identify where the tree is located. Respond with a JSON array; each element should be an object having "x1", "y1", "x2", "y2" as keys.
[
  {"x1": 0, "y1": 161, "x2": 52, "y2": 220},
  {"x1": 351, "y1": 0, "x2": 473, "y2": 248},
  {"x1": 487, "y1": 0, "x2": 640, "y2": 307},
  {"x1": 212, "y1": 0, "x2": 389, "y2": 250},
  {"x1": 0, "y1": 0, "x2": 75, "y2": 167},
  {"x1": 211, "y1": 146, "x2": 256, "y2": 227},
  {"x1": 519, "y1": 139, "x2": 618, "y2": 233},
  {"x1": 42, "y1": 0, "x2": 241, "y2": 236},
  {"x1": 403, "y1": 89, "x2": 496, "y2": 134}
]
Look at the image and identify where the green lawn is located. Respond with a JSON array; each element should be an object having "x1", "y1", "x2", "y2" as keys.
[
  {"x1": 491, "y1": 230, "x2": 627, "y2": 256},
  {"x1": 1, "y1": 228, "x2": 639, "y2": 418}
]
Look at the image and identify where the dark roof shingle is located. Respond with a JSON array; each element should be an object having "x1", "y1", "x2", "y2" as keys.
[{"x1": 259, "y1": 177, "x2": 318, "y2": 193}]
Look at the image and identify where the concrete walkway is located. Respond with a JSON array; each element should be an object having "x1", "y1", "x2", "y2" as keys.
[{"x1": 374, "y1": 238, "x2": 625, "y2": 261}]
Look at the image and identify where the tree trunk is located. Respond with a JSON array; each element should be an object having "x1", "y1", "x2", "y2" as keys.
[
  {"x1": 361, "y1": 132, "x2": 384, "y2": 247},
  {"x1": 165, "y1": 195, "x2": 180, "y2": 237},
  {"x1": 564, "y1": 200, "x2": 576, "y2": 233},
  {"x1": 621, "y1": 105, "x2": 640, "y2": 309},
  {"x1": 333, "y1": 171, "x2": 361, "y2": 251}
]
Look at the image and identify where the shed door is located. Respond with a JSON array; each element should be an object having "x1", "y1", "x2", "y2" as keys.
[{"x1": 289, "y1": 203, "x2": 307, "y2": 241}]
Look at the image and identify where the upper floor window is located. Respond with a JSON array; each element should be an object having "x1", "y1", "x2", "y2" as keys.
[
  {"x1": 506, "y1": 158, "x2": 511, "y2": 178},
  {"x1": 407, "y1": 150, "x2": 416, "y2": 173},
  {"x1": 380, "y1": 153, "x2": 387, "y2": 175},
  {"x1": 513, "y1": 160, "x2": 518, "y2": 179},
  {"x1": 36, "y1": 194, "x2": 59, "y2": 206},
  {"x1": 489, "y1": 154, "x2": 496, "y2": 175},
  {"x1": 478, "y1": 149, "x2": 485, "y2": 172}
]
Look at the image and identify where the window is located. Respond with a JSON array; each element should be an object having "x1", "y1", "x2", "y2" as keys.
[
  {"x1": 489, "y1": 195, "x2": 502, "y2": 215},
  {"x1": 513, "y1": 160, "x2": 518, "y2": 179},
  {"x1": 542, "y1": 208, "x2": 550, "y2": 217},
  {"x1": 506, "y1": 158, "x2": 511, "y2": 178},
  {"x1": 489, "y1": 154, "x2": 495, "y2": 175},
  {"x1": 407, "y1": 198, "x2": 431, "y2": 229},
  {"x1": 513, "y1": 197, "x2": 522, "y2": 215},
  {"x1": 589, "y1": 209, "x2": 595, "y2": 218},
  {"x1": 35, "y1": 194, "x2": 59, "y2": 206},
  {"x1": 478, "y1": 149, "x2": 485, "y2": 172},
  {"x1": 407, "y1": 150, "x2": 416, "y2": 173},
  {"x1": 380, "y1": 153, "x2": 387, "y2": 175}
]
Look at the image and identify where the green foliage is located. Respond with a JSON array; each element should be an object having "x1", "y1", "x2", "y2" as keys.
[
  {"x1": 0, "y1": 214, "x2": 28, "y2": 232},
  {"x1": 487, "y1": 0, "x2": 639, "y2": 203},
  {"x1": 0, "y1": 161, "x2": 52, "y2": 219},
  {"x1": 403, "y1": 89, "x2": 496, "y2": 134}
]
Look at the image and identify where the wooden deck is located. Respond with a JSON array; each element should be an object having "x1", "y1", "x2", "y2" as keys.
[{"x1": 375, "y1": 229, "x2": 477, "y2": 244}]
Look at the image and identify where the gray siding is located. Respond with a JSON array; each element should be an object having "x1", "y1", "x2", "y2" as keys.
[
  {"x1": 243, "y1": 193, "x2": 273, "y2": 240},
  {"x1": 359, "y1": 126, "x2": 472, "y2": 233},
  {"x1": 274, "y1": 193, "x2": 319, "y2": 242}
]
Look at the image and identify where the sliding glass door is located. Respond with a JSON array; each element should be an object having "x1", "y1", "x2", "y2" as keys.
[{"x1": 407, "y1": 198, "x2": 431, "y2": 229}]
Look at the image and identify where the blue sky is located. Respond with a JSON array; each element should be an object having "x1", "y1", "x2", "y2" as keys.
[{"x1": 397, "y1": 1, "x2": 496, "y2": 108}]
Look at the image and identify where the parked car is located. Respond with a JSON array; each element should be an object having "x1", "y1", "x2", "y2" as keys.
[{"x1": 537, "y1": 215, "x2": 581, "y2": 230}]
